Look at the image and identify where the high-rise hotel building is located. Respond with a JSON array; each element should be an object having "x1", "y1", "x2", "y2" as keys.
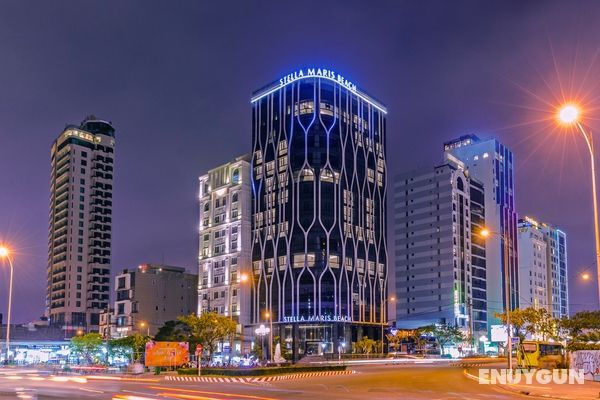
[
  {"x1": 444, "y1": 135, "x2": 518, "y2": 329},
  {"x1": 198, "y1": 155, "x2": 252, "y2": 332},
  {"x1": 48, "y1": 116, "x2": 115, "y2": 332},
  {"x1": 517, "y1": 217, "x2": 568, "y2": 318},
  {"x1": 251, "y1": 68, "x2": 387, "y2": 359},
  {"x1": 393, "y1": 162, "x2": 487, "y2": 337}
]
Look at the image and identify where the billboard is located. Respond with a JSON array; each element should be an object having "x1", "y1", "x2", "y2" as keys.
[
  {"x1": 490, "y1": 325, "x2": 508, "y2": 343},
  {"x1": 144, "y1": 341, "x2": 189, "y2": 367}
]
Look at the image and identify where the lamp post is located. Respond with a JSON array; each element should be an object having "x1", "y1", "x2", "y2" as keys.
[
  {"x1": 0, "y1": 246, "x2": 14, "y2": 364},
  {"x1": 139, "y1": 321, "x2": 150, "y2": 336},
  {"x1": 480, "y1": 229, "x2": 513, "y2": 372},
  {"x1": 265, "y1": 311, "x2": 273, "y2": 363},
  {"x1": 254, "y1": 324, "x2": 270, "y2": 363},
  {"x1": 380, "y1": 296, "x2": 395, "y2": 355},
  {"x1": 558, "y1": 104, "x2": 600, "y2": 307}
]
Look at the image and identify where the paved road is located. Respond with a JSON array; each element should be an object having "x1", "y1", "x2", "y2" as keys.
[{"x1": 0, "y1": 363, "x2": 538, "y2": 399}]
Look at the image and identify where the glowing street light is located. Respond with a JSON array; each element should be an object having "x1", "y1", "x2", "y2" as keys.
[
  {"x1": 139, "y1": 321, "x2": 150, "y2": 336},
  {"x1": 264, "y1": 311, "x2": 273, "y2": 363},
  {"x1": 559, "y1": 104, "x2": 579, "y2": 124},
  {"x1": 0, "y1": 246, "x2": 13, "y2": 364},
  {"x1": 478, "y1": 229, "x2": 513, "y2": 372},
  {"x1": 557, "y1": 104, "x2": 600, "y2": 307},
  {"x1": 582, "y1": 272, "x2": 591, "y2": 281}
]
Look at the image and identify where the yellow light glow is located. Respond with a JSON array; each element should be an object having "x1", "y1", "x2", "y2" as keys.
[
  {"x1": 140, "y1": 322, "x2": 146, "y2": 327},
  {"x1": 559, "y1": 104, "x2": 579, "y2": 124},
  {"x1": 582, "y1": 273, "x2": 590, "y2": 281},
  {"x1": 390, "y1": 296, "x2": 396, "y2": 302},
  {"x1": 480, "y1": 229, "x2": 490, "y2": 238},
  {"x1": 265, "y1": 311, "x2": 270, "y2": 318},
  {"x1": 0, "y1": 246, "x2": 9, "y2": 258},
  {"x1": 240, "y1": 273, "x2": 249, "y2": 283}
]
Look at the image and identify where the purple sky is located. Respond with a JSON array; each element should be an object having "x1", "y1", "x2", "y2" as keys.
[{"x1": 1, "y1": 0, "x2": 600, "y2": 323}]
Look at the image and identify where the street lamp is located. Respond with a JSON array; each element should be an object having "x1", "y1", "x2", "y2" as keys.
[
  {"x1": 479, "y1": 229, "x2": 513, "y2": 372},
  {"x1": 139, "y1": 321, "x2": 150, "y2": 336},
  {"x1": 558, "y1": 104, "x2": 600, "y2": 308},
  {"x1": 380, "y1": 296, "x2": 396, "y2": 355},
  {"x1": 582, "y1": 272, "x2": 591, "y2": 281},
  {"x1": 0, "y1": 246, "x2": 14, "y2": 364},
  {"x1": 254, "y1": 324, "x2": 270, "y2": 362},
  {"x1": 265, "y1": 311, "x2": 273, "y2": 363}
]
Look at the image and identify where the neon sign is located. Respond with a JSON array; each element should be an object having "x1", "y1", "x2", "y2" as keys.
[
  {"x1": 282, "y1": 315, "x2": 351, "y2": 323},
  {"x1": 279, "y1": 68, "x2": 357, "y2": 92}
]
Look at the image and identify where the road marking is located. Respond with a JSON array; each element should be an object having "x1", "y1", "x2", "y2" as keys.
[
  {"x1": 79, "y1": 387, "x2": 105, "y2": 394},
  {"x1": 148, "y1": 386, "x2": 278, "y2": 400}
]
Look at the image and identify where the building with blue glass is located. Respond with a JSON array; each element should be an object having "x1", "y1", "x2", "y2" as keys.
[
  {"x1": 444, "y1": 135, "x2": 518, "y2": 331},
  {"x1": 250, "y1": 68, "x2": 388, "y2": 360}
]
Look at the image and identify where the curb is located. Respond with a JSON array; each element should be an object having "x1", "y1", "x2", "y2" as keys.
[{"x1": 165, "y1": 370, "x2": 356, "y2": 383}]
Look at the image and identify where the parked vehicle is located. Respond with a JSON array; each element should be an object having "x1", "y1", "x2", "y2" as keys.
[{"x1": 517, "y1": 341, "x2": 565, "y2": 368}]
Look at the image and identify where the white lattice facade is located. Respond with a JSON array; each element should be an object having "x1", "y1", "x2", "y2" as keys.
[{"x1": 250, "y1": 69, "x2": 388, "y2": 359}]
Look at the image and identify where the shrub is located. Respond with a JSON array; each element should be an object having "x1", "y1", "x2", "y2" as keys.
[{"x1": 177, "y1": 365, "x2": 347, "y2": 376}]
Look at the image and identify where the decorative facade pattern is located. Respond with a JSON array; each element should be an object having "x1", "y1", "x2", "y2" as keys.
[{"x1": 250, "y1": 70, "x2": 387, "y2": 356}]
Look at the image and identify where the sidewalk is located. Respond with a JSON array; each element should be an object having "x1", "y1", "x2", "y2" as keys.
[{"x1": 464, "y1": 368, "x2": 600, "y2": 399}]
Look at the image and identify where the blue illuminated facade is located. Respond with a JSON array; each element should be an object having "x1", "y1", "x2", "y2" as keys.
[{"x1": 251, "y1": 68, "x2": 388, "y2": 359}]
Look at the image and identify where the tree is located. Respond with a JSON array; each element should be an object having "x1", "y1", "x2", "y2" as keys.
[
  {"x1": 525, "y1": 308, "x2": 556, "y2": 341},
  {"x1": 354, "y1": 336, "x2": 377, "y2": 355},
  {"x1": 109, "y1": 334, "x2": 149, "y2": 363},
  {"x1": 154, "y1": 320, "x2": 189, "y2": 342},
  {"x1": 559, "y1": 310, "x2": 600, "y2": 350},
  {"x1": 430, "y1": 324, "x2": 465, "y2": 355},
  {"x1": 559, "y1": 311, "x2": 600, "y2": 339},
  {"x1": 178, "y1": 312, "x2": 236, "y2": 359},
  {"x1": 496, "y1": 307, "x2": 558, "y2": 341},
  {"x1": 495, "y1": 308, "x2": 529, "y2": 341},
  {"x1": 70, "y1": 333, "x2": 104, "y2": 364}
]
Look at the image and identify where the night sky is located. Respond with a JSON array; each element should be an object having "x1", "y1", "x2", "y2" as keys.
[{"x1": 1, "y1": 0, "x2": 600, "y2": 323}]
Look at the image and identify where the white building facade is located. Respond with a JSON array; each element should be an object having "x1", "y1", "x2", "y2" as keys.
[
  {"x1": 198, "y1": 155, "x2": 252, "y2": 333},
  {"x1": 517, "y1": 219, "x2": 549, "y2": 310},
  {"x1": 518, "y1": 217, "x2": 568, "y2": 318}
]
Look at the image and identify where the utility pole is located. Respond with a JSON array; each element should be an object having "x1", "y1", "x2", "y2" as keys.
[{"x1": 467, "y1": 298, "x2": 474, "y2": 352}]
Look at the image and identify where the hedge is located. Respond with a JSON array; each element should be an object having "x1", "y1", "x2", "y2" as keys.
[{"x1": 177, "y1": 365, "x2": 347, "y2": 376}]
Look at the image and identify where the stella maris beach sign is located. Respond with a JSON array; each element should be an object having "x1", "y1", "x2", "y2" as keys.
[
  {"x1": 282, "y1": 314, "x2": 352, "y2": 323},
  {"x1": 279, "y1": 68, "x2": 357, "y2": 92}
]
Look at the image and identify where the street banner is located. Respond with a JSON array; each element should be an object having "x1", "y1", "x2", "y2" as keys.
[{"x1": 144, "y1": 341, "x2": 189, "y2": 367}]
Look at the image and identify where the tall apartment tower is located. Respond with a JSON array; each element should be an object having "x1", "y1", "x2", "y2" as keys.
[
  {"x1": 444, "y1": 135, "x2": 518, "y2": 329},
  {"x1": 251, "y1": 68, "x2": 387, "y2": 360},
  {"x1": 393, "y1": 163, "x2": 487, "y2": 338},
  {"x1": 517, "y1": 217, "x2": 568, "y2": 318},
  {"x1": 48, "y1": 116, "x2": 115, "y2": 332},
  {"x1": 198, "y1": 155, "x2": 252, "y2": 335}
]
